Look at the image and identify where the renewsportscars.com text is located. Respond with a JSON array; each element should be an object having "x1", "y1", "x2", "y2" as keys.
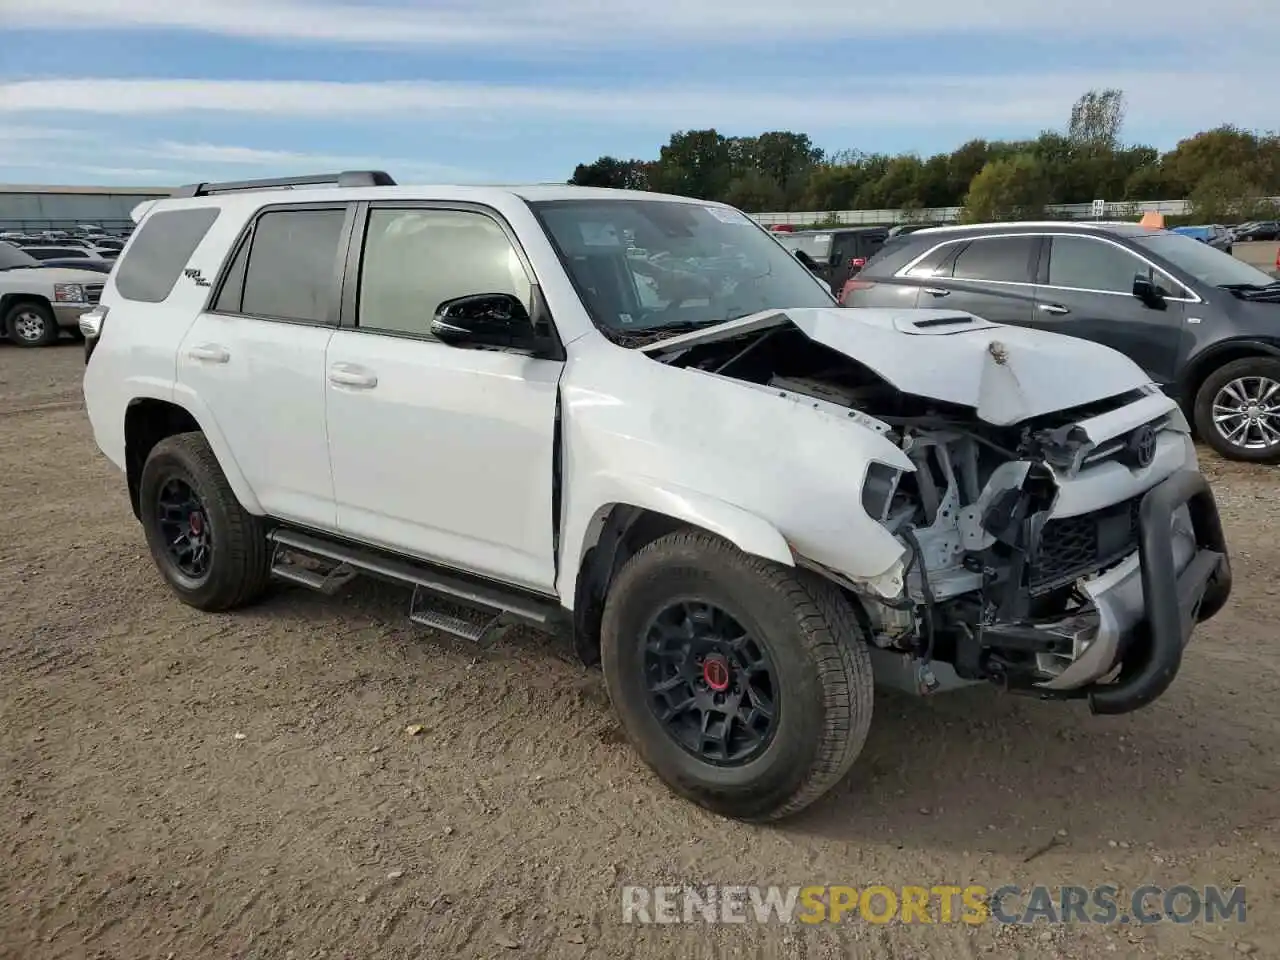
[{"x1": 621, "y1": 884, "x2": 1247, "y2": 926}]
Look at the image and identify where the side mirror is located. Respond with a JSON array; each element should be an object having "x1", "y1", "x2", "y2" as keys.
[
  {"x1": 431, "y1": 293, "x2": 536, "y2": 350},
  {"x1": 1132, "y1": 274, "x2": 1166, "y2": 309}
]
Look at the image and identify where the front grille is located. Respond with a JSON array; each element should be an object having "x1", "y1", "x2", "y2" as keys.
[
  {"x1": 84, "y1": 283, "x2": 103, "y2": 304},
  {"x1": 1028, "y1": 495, "x2": 1142, "y2": 595}
]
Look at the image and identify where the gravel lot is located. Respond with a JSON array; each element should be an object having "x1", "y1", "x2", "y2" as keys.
[{"x1": 2, "y1": 343, "x2": 1278, "y2": 960}]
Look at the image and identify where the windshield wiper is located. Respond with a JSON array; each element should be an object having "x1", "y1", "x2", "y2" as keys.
[{"x1": 1218, "y1": 282, "x2": 1280, "y2": 291}]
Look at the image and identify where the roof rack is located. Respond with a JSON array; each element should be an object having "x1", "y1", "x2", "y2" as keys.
[{"x1": 171, "y1": 170, "x2": 396, "y2": 198}]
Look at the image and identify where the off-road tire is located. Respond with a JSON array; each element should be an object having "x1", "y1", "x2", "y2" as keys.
[
  {"x1": 1193, "y1": 356, "x2": 1280, "y2": 464},
  {"x1": 600, "y1": 530, "x2": 874, "y2": 822},
  {"x1": 139, "y1": 431, "x2": 271, "y2": 611},
  {"x1": 4, "y1": 301, "x2": 60, "y2": 347}
]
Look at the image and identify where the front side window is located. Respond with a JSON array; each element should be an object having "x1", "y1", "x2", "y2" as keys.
[
  {"x1": 949, "y1": 236, "x2": 1038, "y2": 283},
  {"x1": 1048, "y1": 235, "x2": 1189, "y2": 297},
  {"x1": 901, "y1": 241, "x2": 959, "y2": 278},
  {"x1": 531, "y1": 199, "x2": 834, "y2": 339},
  {"x1": 238, "y1": 208, "x2": 346, "y2": 323},
  {"x1": 357, "y1": 209, "x2": 532, "y2": 337}
]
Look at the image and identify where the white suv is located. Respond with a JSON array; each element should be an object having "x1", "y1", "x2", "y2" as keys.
[{"x1": 81, "y1": 172, "x2": 1232, "y2": 821}]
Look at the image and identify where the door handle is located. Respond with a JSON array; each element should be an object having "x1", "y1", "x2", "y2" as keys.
[
  {"x1": 1038, "y1": 303, "x2": 1070, "y2": 315},
  {"x1": 328, "y1": 364, "x2": 378, "y2": 389},
  {"x1": 922, "y1": 287, "x2": 950, "y2": 297},
  {"x1": 187, "y1": 344, "x2": 230, "y2": 363}
]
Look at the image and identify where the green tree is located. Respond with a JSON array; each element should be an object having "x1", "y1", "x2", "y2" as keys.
[
  {"x1": 568, "y1": 157, "x2": 650, "y2": 190},
  {"x1": 722, "y1": 169, "x2": 785, "y2": 212},
  {"x1": 649, "y1": 129, "x2": 733, "y2": 200},
  {"x1": 959, "y1": 155, "x2": 1051, "y2": 223},
  {"x1": 1068, "y1": 88, "x2": 1126, "y2": 154},
  {"x1": 563, "y1": 91, "x2": 1280, "y2": 219}
]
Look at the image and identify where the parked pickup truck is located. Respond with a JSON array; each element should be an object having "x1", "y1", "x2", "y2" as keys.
[
  {"x1": 80, "y1": 172, "x2": 1232, "y2": 822},
  {"x1": 1, "y1": 242, "x2": 105, "y2": 346}
]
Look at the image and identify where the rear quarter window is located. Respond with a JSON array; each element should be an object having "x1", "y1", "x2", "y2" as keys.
[{"x1": 114, "y1": 207, "x2": 221, "y2": 303}]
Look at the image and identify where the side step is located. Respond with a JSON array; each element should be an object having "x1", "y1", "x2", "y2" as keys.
[{"x1": 268, "y1": 528, "x2": 562, "y2": 644}]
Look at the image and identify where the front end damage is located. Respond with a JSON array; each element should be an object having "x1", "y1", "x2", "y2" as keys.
[
  {"x1": 852, "y1": 401, "x2": 1232, "y2": 714},
  {"x1": 652, "y1": 309, "x2": 1233, "y2": 714}
]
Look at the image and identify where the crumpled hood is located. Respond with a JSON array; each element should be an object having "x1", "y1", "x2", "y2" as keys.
[{"x1": 644, "y1": 307, "x2": 1154, "y2": 426}]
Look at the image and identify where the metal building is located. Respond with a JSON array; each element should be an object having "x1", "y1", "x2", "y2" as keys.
[{"x1": 0, "y1": 183, "x2": 173, "y2": 234}]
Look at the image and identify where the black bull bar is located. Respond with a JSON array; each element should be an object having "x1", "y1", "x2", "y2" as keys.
[{"x1": 1087, "y1": 469, "x2": 1232, "y2": 715}]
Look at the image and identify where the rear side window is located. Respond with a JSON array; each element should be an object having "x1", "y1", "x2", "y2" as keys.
[
  {"x1": 115, "y1": 207, "x2": 220, "y2": 303},
  {"x1": 898, "y1": 240, "x2": 958, "y2": 278},
  {"x1": 950, "y1": 236, "x2": 1038, "y2": 283},
  {"x1": 228, "y1": 208, "x2": 347, "y2": 323}
]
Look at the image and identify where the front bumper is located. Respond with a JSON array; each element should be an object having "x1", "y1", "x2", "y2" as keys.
[
  {"x1": 52, "y1": 303, "x2": 92, "y2": 329},
  {"x1": 985, "y1": 469, "x2": 1231, "y2": 715}
]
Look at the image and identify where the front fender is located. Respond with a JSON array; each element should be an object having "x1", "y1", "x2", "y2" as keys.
[{"x1": 556, "y1": 472, "x2": 795, "y2": 609}]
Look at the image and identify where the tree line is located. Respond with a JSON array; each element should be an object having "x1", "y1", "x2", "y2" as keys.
[{"x1": 568, "y1": 90, "x2": 1280, "y2": 224}]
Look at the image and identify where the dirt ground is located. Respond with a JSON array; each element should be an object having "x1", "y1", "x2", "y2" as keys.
[{"x1": 2, "y1": 343, "x2": 1277, "y2": 960}]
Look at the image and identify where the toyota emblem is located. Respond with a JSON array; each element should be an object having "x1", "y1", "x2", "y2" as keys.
[{"x1": 1127, "y1": 424, "x2": 1158, "y2": 468}]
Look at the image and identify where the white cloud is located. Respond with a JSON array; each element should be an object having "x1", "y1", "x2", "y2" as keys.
[
  {"x1": 0, "y1": 134, "x2": 488, "y2": 185},
  {"x1": 0, "y1": 73, "x2": 1273, "y2": 137},
  {"x1": 0, "y1": 0, "x2": 1271, "y2": 45},
  {"x1": 143, "y1": 141, "x2": 484, "y2": 181}
]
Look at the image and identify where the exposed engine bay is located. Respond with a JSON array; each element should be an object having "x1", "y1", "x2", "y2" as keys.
[{"x1": 652, "y1": 319, "x2": 1221, "y2": 708}]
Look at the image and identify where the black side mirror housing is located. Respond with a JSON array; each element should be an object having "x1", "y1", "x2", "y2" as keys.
[
  {"x1": 431, "y1": 293, "x2": 539, "y2": 350},
  {"x1": 1132, "y1": 274, "x2": 1166, "y2": 310}
]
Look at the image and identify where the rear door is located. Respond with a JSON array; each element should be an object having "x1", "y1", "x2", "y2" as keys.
[
  {"x1": 176, "y1": 203, "x2": 350, "y2": 528},
  {"x1": 1032, "y1": 234, "x2": 1186, "y2": 386},
  {"x1": 921, "y1": 234, "x2": 1040, "y2": 324}
]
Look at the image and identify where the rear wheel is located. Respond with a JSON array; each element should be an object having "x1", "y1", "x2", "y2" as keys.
[
  {"x1": 4, "y1": 301, "x2": 60, "y2": 347},
  {"x1": 600, "y1": 530, "x2": 874, "y2": 822},
  {"x1": 139, "y1": 431, "x2": 271, "y2": 611},
  {"x1": 1194, "y1": 356, "x2": 1280, "y2": 463}
]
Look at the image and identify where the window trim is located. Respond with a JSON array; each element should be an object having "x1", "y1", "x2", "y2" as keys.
[
  {"x1": 204, "y1": 201, "x2": 356, "y2": 327},
  {"x1": 339, "y1": 200, "x2": 559, "y2": 355},
  {"x1": 895, "y1": 231, "x2": 1202, "y2": 303}
]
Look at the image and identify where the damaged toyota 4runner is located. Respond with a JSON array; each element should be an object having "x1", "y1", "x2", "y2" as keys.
[{"x1": 81, "y1": 173, "x2": 1232, "y2": 822}]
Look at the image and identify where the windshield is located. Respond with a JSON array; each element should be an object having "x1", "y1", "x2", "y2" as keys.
[
  {"x1": 1133, "y1": 232, "x2": 1277, "y2": 288},
  {"x1": 530, "y1": 199, "x2": 834, "y2": 339},
  {"x1": 0, "y1": 242, "x2": 39, "y2": 270}
]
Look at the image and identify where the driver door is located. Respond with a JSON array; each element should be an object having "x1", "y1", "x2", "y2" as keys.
[{"x1": 323, "y1": 203, "x2": 564, "y2": 593}]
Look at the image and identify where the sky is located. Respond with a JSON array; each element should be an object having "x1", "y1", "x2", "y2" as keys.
[{"x1": 0, "y1": 0, "x2": 1275, "y2": 188}]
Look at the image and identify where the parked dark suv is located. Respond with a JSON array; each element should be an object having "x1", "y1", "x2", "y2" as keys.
[
  {"x1": 843, "y1": 221, "x2": 1280, "y2": 463},
  {"x1": 776, "y1": 227, "x2": 888, "y2": 295}
]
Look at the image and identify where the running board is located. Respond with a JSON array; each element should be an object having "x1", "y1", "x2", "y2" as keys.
[{"x1": 268, "y1": 528, "x2": 563, "y2": 642}]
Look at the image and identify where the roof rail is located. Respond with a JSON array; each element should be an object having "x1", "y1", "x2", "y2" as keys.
[{"x1": 171, "y1": 170, "x2": 396, "y2": 198}]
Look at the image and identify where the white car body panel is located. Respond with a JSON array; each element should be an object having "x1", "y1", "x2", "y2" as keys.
[
  {"x1": 552, "y1": 335, "x2": 918, "y2": 607},
  {"x1": 323, "y1": 330, "x2": 563, "y2": 594}
]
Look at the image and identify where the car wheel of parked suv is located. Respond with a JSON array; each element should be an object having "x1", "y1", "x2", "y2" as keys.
[
  {"x1": 139, "y1": 431, "x2": 271, "y2": 611},
  {"x1": 4, "y1": 301, "x2": 59, "y2": 347},
  {"x1": 1193, "y1": 356, "x2": 1280, "y2": 464},
  {"x1": 600, "y1": 530, "x2": 874, "y2": 822}
]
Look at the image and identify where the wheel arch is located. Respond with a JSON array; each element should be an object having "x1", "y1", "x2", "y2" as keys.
[
  {"x1": 124, "y1": 397, "x2": 263, "y2": 519},
  {"x1": 1180, "y1": 339, "x2": 1280, "y2": 416},
  {"x1": 562, "y1": 481, "x2": 796, "y2": 665}
]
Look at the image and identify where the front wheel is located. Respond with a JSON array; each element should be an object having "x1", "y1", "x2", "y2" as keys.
[
  {"x1": 600, "y1": 530, "x2": 874, "y2": 822},
  {"x1": 1193, "y1": 356, "x2": 1280, "y2": 463},
  {"x1": 4, "y1": 301, "x2": 60, "y2": 347}
]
